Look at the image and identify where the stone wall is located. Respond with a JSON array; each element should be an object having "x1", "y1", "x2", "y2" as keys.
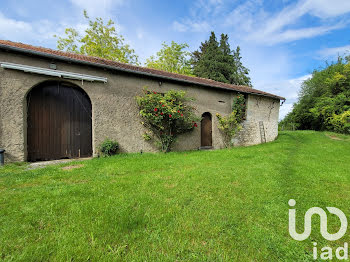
[
  {"x1": 234, "y1": 95, "x2": 280, "y2": 146},
  {"x1": 0, "y1": 50, "x2": 281, "y2": 162}
]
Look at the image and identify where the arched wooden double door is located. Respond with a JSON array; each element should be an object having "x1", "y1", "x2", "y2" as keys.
[{"x1": 27, "y1": 82, "x2": 92, "y2": 162}]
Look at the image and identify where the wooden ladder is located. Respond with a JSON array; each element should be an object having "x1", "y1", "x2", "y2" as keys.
[{"x1": 259, "y1": 121, "x2": 266, "y2": 143}]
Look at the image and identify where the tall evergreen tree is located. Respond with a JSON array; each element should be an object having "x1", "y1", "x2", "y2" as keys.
[
  {"x1": 192, "y1": 32, "x2": 251, "y2": 86},
  {"x1": 232, "y1": 46, "x2": 251, "y2": 86},
  {"x1": 193, "y1": 32, "x2": 227, "y2": 83},
  {"x1": 191, "y1": 40, "x2": 209, "y2": 68},
  {"x1": 218, "y1": 33, "x2": 235, "y2": 83}
]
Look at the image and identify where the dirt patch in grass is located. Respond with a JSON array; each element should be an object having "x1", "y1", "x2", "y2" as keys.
[
  {"x1": 230, "y1": 181, "x2": 241, "y2": 187},
  {"x1": 164, "y1": 183, "x2": 177, "y2": 189},
  {"x1": 14, "y1": 182, "x2": 42, "y2": 189},
  {"x1": 326, "y1": 134, "x2": 343, "y2": 140},
  {"x1": 61, "y1": 164, "x2": 84, "y2": 171}
]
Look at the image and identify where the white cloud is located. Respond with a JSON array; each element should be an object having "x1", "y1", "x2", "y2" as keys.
[
  {"x1": 175, "y1": 0, "x2": 350, "y2": 45},
  {"x1": 318, "y1": 45, "x2": 350, "y2": 59},
  {"x1": 225, "y1": 0, "x2": 350, "y2": 45},
  {"x1": 0, "y1": 12, "x2": 88, "y2": 48},
  {"x1": 257, "y1": 0, "x2": 350, "y2": 35},
  {"x1": 75, "y1": 23, "x2": 90, "y2": 36},
  {"x1": 169, "y1": 0, "x2": 350, "y2": 120},
  {"x1": 255, "y1": 74, "x2": 311, "y2": 120},
  {"x1": 243, "y1": 47, "x2": 291, "y2": 85},
  {"x1": 172, "y1": 21, "x2": 188, "y2": 32},
  {"x1": 279, "y1": 103, "x2": 294, "y2": 120},
  {"x1": 69, "y1": 0, "x2": 123, "y2": 17},
  {"x1": 0, "y1": 12, "x2": 63, "y2": 46},
  {"x1": 224, "y1": 0, "x2": 265, "y2": 32},
  {"x1": 253, "y1": 23, "x2": 345, "y2": 45},
  {"x1": 172, "y1": 20, "x2": 211, "y2": 33},
  {"x1": 136, "y1": 29, "x2": 144, "y2": 40},
  {"x1": 0, "y1": 12, "x2": 32, "y2": 40},
  {"x1": 275, "y1": 74, "x2": 311, "y2": 101},
  {"x1": 255, "y1": 1, "x2": 302, "y2": 35},
  {"x1": 190, "y1": 0, "x2": 225, "y2": 17},
  {"x1": 241, "y1": 43, "x2": 311, "y2": 119},
  {"x1": 172, "y1": 0, "x2": 228, "y2": 32},
  {"x1": 305, "y1": 0, "x2": 350, "y2": 18}
]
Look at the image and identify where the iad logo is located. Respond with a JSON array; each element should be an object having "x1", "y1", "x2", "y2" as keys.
[
  {"x1": 288, "y1": 199, "x2": 349, "y2": 260},
  {"x1": 288, "y1": 199, "x2": 347, "y2": 241}
]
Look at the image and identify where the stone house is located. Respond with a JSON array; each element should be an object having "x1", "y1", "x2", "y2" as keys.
[{"x1": 0, "y1": 40, "x2": 285, "y2": 162}]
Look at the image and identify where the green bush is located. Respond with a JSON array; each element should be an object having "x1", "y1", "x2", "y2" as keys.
[
  {"x1": 280, "y1": 57, "x2": 350, "y2": 134},
  {"x1": 136, "y1": 88, "x2": 199, "y2": 152},
  {"x1": 216, "y1": 111, "x2": 242, "y2": 148},
  {"x1": 216, "y1": 94, "x2": 246, "y2": 148},
  {"x1": 232, "y1": 93, "x2": 246, "y2": 122},
  {"x1": 328, "y1": 111, "x2": 350, "y2": 134},
  {"x1": 98, "y1": 139, "x2": 119, "y2": 157}
]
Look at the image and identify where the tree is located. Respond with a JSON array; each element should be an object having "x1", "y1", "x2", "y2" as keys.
[
  {"x1": 193, "y1": 32, "x2": 227, "y2": 82},
  {"x1": 55, "y1": 10, "x2": 139, "y2": 65},
  {"x1": 136, "y1": 88, "x2": 199, "y2": 152},
  {"x1": 191, "y1": 40, "x2": 209, "y2": 68},
  {"x1": 232, "y1": 46, "x2": 251, "y2": 86},
  {"x1": 145, "y1": 41, "x2": 193, "y2": 76},
  {"x1": 192, "y1": 32, "x2": 251, "y2": 86},
  {"x1": 280, "y1": 57, "x2": 350, "y2": 134}
]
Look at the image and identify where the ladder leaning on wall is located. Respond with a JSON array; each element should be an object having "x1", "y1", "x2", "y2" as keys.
[{"x1": 259, "y1": 121, "x2": 266, "y2": 143}]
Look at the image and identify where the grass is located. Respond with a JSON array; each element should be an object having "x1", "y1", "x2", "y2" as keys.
[{"x1": 1, "y1": 131, "x2": 350, "y2": 261}]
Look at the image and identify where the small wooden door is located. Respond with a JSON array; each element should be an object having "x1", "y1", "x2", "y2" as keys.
[
  {"x1": 201, "y1": 112, "x2": 212, "y2": 147},
  {"x1": 27, "y1": 82, "x2": 92, "y2": 162}
]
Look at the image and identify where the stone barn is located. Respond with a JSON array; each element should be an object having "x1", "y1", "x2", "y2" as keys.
[{"x1": 0, "y1": 40, "x2": 285, "y2": 162}]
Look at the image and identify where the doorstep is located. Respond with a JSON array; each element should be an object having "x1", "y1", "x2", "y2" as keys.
[
  {"x1": 27, "y1": 157, "x2": 92, "y2": 170},
  {"x1": 199, "y1": 146, "x2": 213, "y2": 150}
]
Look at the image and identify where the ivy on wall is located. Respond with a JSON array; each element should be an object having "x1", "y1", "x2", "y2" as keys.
[{"x1": 216, "y1": 93, "x2": 246, "y2": 147}]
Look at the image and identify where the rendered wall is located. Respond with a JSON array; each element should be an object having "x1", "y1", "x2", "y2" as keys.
[{"x1": 0, "y1": 50, "x2": 280, "y2": 162}]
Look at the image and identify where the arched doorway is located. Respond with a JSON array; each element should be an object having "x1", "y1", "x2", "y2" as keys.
[
  {"x1": 27, "y1": 81, "x2": 92, "y2": 162},
  {"x1": 201, "y1": 112, "x2": 212, "y2": 147}
]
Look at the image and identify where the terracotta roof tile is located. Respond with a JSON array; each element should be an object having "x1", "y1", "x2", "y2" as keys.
[{"x1": 0, "y1": 40, "x2": 285, "y2": 100}]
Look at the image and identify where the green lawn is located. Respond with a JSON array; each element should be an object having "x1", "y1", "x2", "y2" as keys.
[{"x1": 1, "y1": 131, "x2": 350, "y2": 261}]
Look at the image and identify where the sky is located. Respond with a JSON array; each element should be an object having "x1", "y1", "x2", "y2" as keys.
[{"x1": 1, "y1": 0, "x2": 350, "y2": 119}]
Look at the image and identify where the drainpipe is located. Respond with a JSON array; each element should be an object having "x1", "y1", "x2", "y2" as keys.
[{"x1": 0, "y1": 149, "x2": 5, "y2": 166}]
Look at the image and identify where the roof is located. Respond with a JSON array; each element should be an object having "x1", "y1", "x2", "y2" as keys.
[{"x1": 0, "y1": 40, "x2": 285, "y2": 100}]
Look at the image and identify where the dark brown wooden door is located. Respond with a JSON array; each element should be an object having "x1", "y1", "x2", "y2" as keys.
[
  {"x1": 201, "y1": 112, "x2": 212, "y2": 147},
  {"x1": 27, "y1": 82, "x2": 92, "y2": 162}
]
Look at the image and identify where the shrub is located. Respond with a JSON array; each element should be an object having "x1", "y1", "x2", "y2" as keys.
[
  {"x1": 232, "y1": 93, "x2": 246, "y2": 122},
  {"x1": 328, "y1": 111, "x2": 350, "y2": 134},
  {"x1": 136, "y1": 88, "x2": 199, "y2": 152},
  {"x1": 216, "y1": 94, "x2": 246, "y2": 147},
  {"x1": 98, "y1": 139, "x2": 119, "y2": 157},
  {"x1": 280, "y1": 58, "x2": 350, "y2": 133},
  {"x1": 216, "y1": 111, "x2": 242, "y2": 148},
  {"x1": 142, "y1": 132, "x2": 152, "y2": 141}
]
